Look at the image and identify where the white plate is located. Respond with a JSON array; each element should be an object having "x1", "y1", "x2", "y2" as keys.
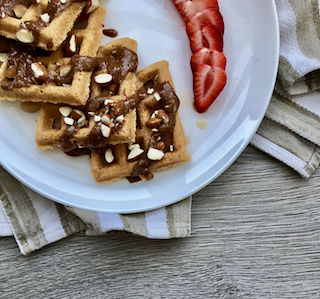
[{"x1": 0, "y1": 0, "x2": 279, "y2": 213}]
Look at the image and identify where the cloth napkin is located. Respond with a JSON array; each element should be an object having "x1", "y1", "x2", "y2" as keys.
[
  {"x1": 251, "y1": 0, "x2": 320, "y2": 178},
  {"x1": 0, "y1": 167, "x2": 191, "y2": 255}
]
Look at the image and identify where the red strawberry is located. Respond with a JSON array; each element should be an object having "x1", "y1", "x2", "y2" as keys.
[
  {"x1": 173, "y1": 0, "x2": 187, "y2": 11},
  {"x1": 191, "y1": 48, "x2": 226, "y2": 73},
  {"x1": 190, "y1": 25, "x2": 223, "y2": 53},
  {"x1": 186, "y1": 8, "x2": 224, "y2": 37},
  {"x1": 193, "y1": 65, "x2": 226, "y2": 113},
  {"x1": 180, "y1": 0, "x2": 219, "y2": 21}
]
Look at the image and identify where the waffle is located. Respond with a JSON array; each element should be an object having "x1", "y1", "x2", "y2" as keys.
[
  {"x1": 35, "y1": 38, "x2": 139, "y2": 151},
  {"x1": 0, "y1": 5, "x2": 106, "y2": 105},
  {"x1": 0, "y1": 0, "x2": 88, "y2": 51},
  {"x1": 91, "y1": 61, "x2": 191, "y2": 184}
]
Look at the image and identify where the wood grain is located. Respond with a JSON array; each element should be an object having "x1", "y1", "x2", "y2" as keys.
[{"x1": 1, "y1": 145, "x2": 320, "y2": 298}]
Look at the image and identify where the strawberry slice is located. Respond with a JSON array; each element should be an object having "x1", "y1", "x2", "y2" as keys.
[
  {"x1": 191, "y1": 48, "x2": 226, "y2": 73},
  {"x1": 193, "y1": 65, "x2": 226, "y2": 113},
  {"x1": 186, "y1": 8, "x2": 224, "y2": 37},
  {"x1": 180, "y1": 0, "x2": 219, "y2": 21},
  {"x1": 190, "y1": 25, "x2": 223, "y2": 53},
  {"x1": 173, "y1": 0, "x2": 187, "y2": 11}
]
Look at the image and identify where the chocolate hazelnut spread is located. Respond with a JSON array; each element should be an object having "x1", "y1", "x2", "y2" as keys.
[{"x1": 103, "y1": 29, "x2": 118, "y2": 38}]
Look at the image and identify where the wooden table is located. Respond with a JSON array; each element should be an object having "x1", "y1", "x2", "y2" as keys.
[{"x1": 1, "y1": 145, "x2": 320, "y2": 298}]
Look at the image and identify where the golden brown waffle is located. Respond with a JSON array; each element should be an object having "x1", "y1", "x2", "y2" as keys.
[
  {"x1": 0, "y1": 0, "x2": 87, "y2": 51},
  {"x1": 35, "y1": 38, "x2": 139, "y2": 150},
  {"x1": 0, "y1": 5, "x2": 106, "y2": 105},
  {"x1": 91, "y1": 61, "x2": 191, "y2": 184}
]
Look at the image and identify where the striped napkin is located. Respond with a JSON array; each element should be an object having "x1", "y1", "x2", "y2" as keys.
[
  {"x1": 251, "y1": 0, "x2": 320, "y2": 178},
  {"x1": 0, "y1": 167, "x2": 191, "y2": 255}
]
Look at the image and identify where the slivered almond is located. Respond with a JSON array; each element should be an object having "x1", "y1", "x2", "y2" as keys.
[
  {"x1": 128, "y1": 147, "x2": 144, "y2": 161},
  {"x1": 86, "y1": 0, "x2": 100, "y2": 14},
  {"x1": 59, "y1": 106, "x2": 72, "y2": 117},
  {"x1": 101, "y1": 124, "x2": 111, "y2": 138},
  {"x1": 5, "y1": 65, "x2": 16, "y2": 79},
  {"x1": 31, "y1": 62, "x2": 48, "y2": 81},
  {"x1": 59, "y1": 65, "x2": 72, "y2": 77}
]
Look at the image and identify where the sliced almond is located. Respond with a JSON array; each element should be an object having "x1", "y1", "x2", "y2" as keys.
[
  {"x1": 101, "y1": 114, "x2": 111, "y2": 125},
  {"x1": 0, "y1": 53, "x2": 9, "y2": 62},
  {"x1": 70, "y1": 110, "x2": 82, "y2": 120},
  {"x1": 1, "y1": 12, "x2": 5, "y2": 19},
  {"x1": 16, "y1": 28, "x2": 34, "y2": 44},
  {"x1": 147, "y1": 148, "x2": 164, "y2": 161},
  {"x1": 40, "y1": 13, "x2": 50, "y2": 23},
  {"x1": 5, "y1": 65, "x2": 16, "y2": 79},
  {"x1": 94, "y1": 115, "x2": 101, "y2": 122},
  {"x1": 31, "y1": 62, "x2": 48, "y2": 81},
  {"x1": 128, "y1": 147, "x2": 144, "y2": 161},
  {"x1": 59, "y1": 106, "x2": 72, "y2": 117},
  {"x1": 104, "y1": 148, "x2": 114, "y2": 163},
  {"x1": 169, "y1": 145, "x2": 174, "y2": 152},
  {"x1": 88, "y1": 112, "x2": 95, "y2": 116},
  {"x1": 94, "y1": 73, "x2": 112, "y2": 85},
  {"x1": 154, "y1": 92, "x2": 161, "y2": 101},
  {"x1": 128, "y1": 144, "x2": 140, "y2": 151},
  {"x1": 59, "y1": 64, "x2": 72, "y2": 77},
  {"x1": 86, "y1": 0, "x2": 100, "y2": 14},
  {"x1": 13, "y1": 5, "x2": 27, "y2": 19},
  {"x1": 104, "y1": 99, "x2": 114, "y2": 106},
  {"x1": 116, "y1": 114, "x2": 124, "y2": 123},
  {"x1": 77, "y1": 115, "x2": 86, "y2": 124},
  {"x1": 147, "y1": 87, "x2": 154, "y2": 94},
  {"x1": 64, "y1": 117, "x2": 74, "y2": 126},
  {"x1": 66, "y1": 35, "x2": 77, "y2": 56},
  {"x1": 101, "y1": 124, "x2": 111, "y2": 138}
]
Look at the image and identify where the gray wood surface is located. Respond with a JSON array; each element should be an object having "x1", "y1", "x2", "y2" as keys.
[{"x1": 1, "y1": 145, "x2": 320, "y2": 299}]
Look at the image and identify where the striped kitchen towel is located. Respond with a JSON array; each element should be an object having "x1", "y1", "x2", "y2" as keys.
[
  {"x1": 0, "y1": 167, "x2": 191, "y2": 255},
  {"x1": 251, "y1": 0, "x2": 320, "y2": 178}
]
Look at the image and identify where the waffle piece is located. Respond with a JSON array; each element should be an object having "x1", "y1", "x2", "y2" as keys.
[
  {"x1": 0, "y1": 0, "x2": 90, "y2": 51},
  {"x1": 0, "y1": 5, "x2": 106, "y2": 105},
  {"x1": 91, "y1": 61, "x2": 191, "y2": 184},
  {"x1": 35, "y1": 38, "x2": 139, "y2": 151}
]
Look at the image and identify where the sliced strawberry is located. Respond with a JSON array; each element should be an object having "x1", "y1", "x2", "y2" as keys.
[
  {"x1": 186, "y1": 8, "x2": 224, "y2": 37},
  {"x1": 191, "y1": 48, "x2": 226, "y2": 73},
  {"x1": 180, "y1": 0, "x2": 219, "y2": 21},
  {"x1": 193, "y1": 65, "x2": 226, "y2": 113},
  {"x1": 173, "y1": 0, "x2": 187, "y2": 11},
  {"x1": 190, "y1": 25, "x2": 223, "y2": 53}
]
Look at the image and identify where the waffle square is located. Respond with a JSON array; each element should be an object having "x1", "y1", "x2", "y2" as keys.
[
  {"x1": 0, "y1": 0, "x2": 87, "y2": 51},
  {"x1": 0, "y1": 5, "x2": 106, "y2": 105},
  {"x1": 35, "y1": 38, "x2": 139, "y2": 150},
  {"x1": 91, "y1": 61, "x2": 191, "y2": 184}
]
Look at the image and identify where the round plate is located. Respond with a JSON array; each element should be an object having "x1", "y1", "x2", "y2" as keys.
[{"x1": 0, "y1": 0, "x2": 279, "y2": 213}]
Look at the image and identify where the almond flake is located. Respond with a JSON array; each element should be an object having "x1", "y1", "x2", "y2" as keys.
[
  {"x1": 0, "y1": 53, "x2": 9, "y2": 63},
  {"x1": 88, "y1": 112, "x2": 94, "y2": 116},
  {"x1": 94, "y1": 115, "x2": 101, "y2": 122},
  {"x1": 94, "y1": 73, "x2": 112, "y2": 84},
  {"x1": 128, "y1": 144, "x2": 140, "y2": 151},
  {"x1": 77, "y1": 115, "x2": 86, "y2": 124},
  {"x1": 170, "y1": 145, "x2": 174, "y2": 152},
  {"x1": 116, "y1": 114, "x2": 124, "y2": 123},
  {"x1": 154, "y1": 92, "x2": 161, "y2": 101},
  {"x1": 64, "y1": 117, "x2": 74, "y2": 126},
  {"x1": 101, "y1": 124, "x2": 111, "y2": 138},
  {"x1": 59, "y1": 106, "x2": 72, "y2": 117},
  {"x1": 105, "y1": 148, "x2": 114, "y2": 163},
  {"x1": 128, "y1": 147, "x2": 144, "y2": 161},
  {"x1": 151, "y1": 128, "x2": 158, "y2": 132},
  {"x1": 101, "y1": 114, "x2": 110, "y2": 125},
  {"x1": 147, "y1": 87, "x2": 154, "y2": 94},
  {"x1": 40, "y1": 13, "x2": 50, "y2": 23},
  {"x1": 104, "y1": 99, "x2": 114, "y2": 106},
  {"x1": 147, "y1": 148, "x2": 164, "y2": 161}
]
